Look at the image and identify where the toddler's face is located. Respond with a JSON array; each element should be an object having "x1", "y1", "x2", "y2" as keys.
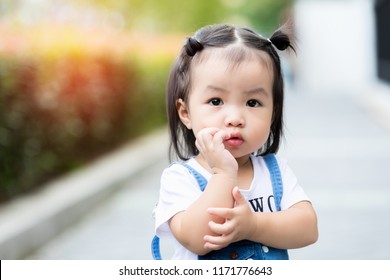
[{"x1": 178, "y1": 48, "x2": 274, "y2": 160}]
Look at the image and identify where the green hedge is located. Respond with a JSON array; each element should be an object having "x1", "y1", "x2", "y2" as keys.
[{"x1": 0, "y1": 28, "x2": 178, "y2": 202}]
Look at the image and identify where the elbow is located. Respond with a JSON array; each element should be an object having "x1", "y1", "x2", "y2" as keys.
[
  {"x1": 307, "y1": 227, "x2": 319, "y2": 246},
  {"x1": 291, "y1": 222, "x2": 318, "y2": 249},
  {"x1": 311, "y1": 223, "x2": 319, "y2": 245},
  {"x1": 179, "y1": 232, "x2": 212, "y2": 256},
  {"x1": 193, "y1": 247, "x2": 212, "y2": 257},
  {"x1": 292, "y1": 204, "x2": 318, "y2": 248},
  {"x1": 180, "y1": 238, "x2": 211, "y2": 256},
  {"x1": 170, "y1": 214, "x2": 214, "y2": 256},
  {"x1": 305, "y1": 211, "x2": 319, "y2": 246},
  {"x1": 299, "y1": 202, "x2": 319, "y2": 246}
]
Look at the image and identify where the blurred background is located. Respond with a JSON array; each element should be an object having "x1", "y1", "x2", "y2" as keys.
[
  {"x1": 0, "y1": 0, "x2": 389, "y2": 259},
  {"x1": 0, "y1": 0, "x2": 291, "y2": 203}
]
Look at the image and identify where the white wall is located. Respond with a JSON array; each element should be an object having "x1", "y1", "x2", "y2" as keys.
[{"x1": 293, "y1": 0, "x2": 377, "y2": 95}]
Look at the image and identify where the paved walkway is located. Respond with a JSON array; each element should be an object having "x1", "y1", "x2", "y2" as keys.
[
  {"x1": 26, "y1": 159, "x2": 168, "y2": 260},
  {"x1": 26, "y1": 91, "x2": 390, "y2": 260}
]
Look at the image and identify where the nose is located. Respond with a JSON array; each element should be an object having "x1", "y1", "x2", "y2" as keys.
[{"x1": 224, "y1": 106, "x2": 244, "y2": 127}]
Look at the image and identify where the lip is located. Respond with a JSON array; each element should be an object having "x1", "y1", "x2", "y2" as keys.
[{"x1": 224, "y1": 132, "x2": 243, "y2": 147}]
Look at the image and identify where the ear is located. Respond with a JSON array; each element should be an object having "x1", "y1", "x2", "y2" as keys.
[{"x1": 176, "y1": 99, "x2": 192, "y2": 129}]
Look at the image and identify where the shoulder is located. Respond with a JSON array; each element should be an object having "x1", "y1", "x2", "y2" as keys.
[
  {"x1": 162, "y1": 158, "x2": 211, "y2": 181},
  {"x1": 161, "y1": 161, "x2": 195, "y2": 183},
  {"x1": 162, "y1": 161, "x2": 192, "y2": 177},
  {"x1": 160, "y1": 160, "x2": 203, "y2": 193}
]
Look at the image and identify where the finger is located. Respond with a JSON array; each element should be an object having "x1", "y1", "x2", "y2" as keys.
[
  {"x1": 208, "y1": 127, "x2": 222, "y2": 137},
  {"x1": 212, "y1": 129, "x2": 228, "y2": 146},
  {"x1": 204, "y1": 242, "x2": 225, "y2": 251},
  {"x1": 232, "y1": 186, "x2": 246, "y2": 205},
  {"x1": 195, "y1": 138, "x2": 201, "y2": 153},
  {"x1": 204, "y1": 234, "x2": 231, "y2": 247},
  {"x1": 195, "y1": 135, "x2": 210, "y2": 154},
  {"x1": 208, "y1": 220, "x2": 234, "y2": 235},
  {"x1": 197, "y1": 127, "x2": 220, "y2": 139},
  {"x1": 207, "y1": 207, "x2": 233, "y2": 220},
  {"x1": 196, "y1": 127, "x2": 220, "y2": 152}
]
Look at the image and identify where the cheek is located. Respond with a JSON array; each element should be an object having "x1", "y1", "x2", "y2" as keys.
[
  {"x1": 187, "y1": 104, "x2": 216, "y2": 128},
  {"x1": 252, "y1": 114, "x2": 273, "y2": 138},
  {"x1": 257, "y1": 121, "x2": 271, "y2": 137}
]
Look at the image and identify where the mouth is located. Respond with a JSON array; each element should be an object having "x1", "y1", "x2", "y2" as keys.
[{"x1": 224, "y1": 132, "x2": 243, "y2": 147}]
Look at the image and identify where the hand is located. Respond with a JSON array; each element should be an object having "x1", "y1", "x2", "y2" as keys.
[
  {"x1": 203, "y1": 187, "x2": 256, "y2": 250},
  {"x1": 195, "y1": 127, "x2": 238, "y2": 175}
]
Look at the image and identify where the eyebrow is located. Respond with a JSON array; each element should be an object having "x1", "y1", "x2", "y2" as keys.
[
  {"x1": 205, "y1": 85, "x2": 228, "y2": 93},
  {"x1": 243, "y1": 87, "x2": 269, "y2": 96},
  {"x1": 206, "y1": 85, "x2": 269, "y2": 96}
]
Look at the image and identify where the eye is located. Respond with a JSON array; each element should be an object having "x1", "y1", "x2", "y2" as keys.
[
  {"x1": 208, "y1": 98, "x2": 223, "y2": 106},
  {"x1": 246, "y1": 99, "x2": 261, "y2": 107}
]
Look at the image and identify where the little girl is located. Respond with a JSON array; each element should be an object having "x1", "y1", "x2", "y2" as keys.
[{"x1": 153, "y1": 22, "x2": 318, "y2": 260}]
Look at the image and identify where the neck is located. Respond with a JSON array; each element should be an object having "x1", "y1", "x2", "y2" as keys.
[{"x1": 236, "y1": 155, "x2": 252, "y2": 169}]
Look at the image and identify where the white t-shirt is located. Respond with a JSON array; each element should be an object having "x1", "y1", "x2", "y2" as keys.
[{"x1": 154, "y1": 154, "x2": 310, "y2": 260}]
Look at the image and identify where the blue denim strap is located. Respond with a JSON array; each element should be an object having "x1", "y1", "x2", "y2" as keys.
[
  {"x1": 152, "y1": 155, "x2": 284, "y2": 260},
  {"x1": 151, "y1": 235, "x2": 162, "y2": 260},
  {"x1": 151, "y1": 162, "x2": 207, "y2": 260},
  {"x1": 180, "y1": 163, "x2": 208, "y2": 191},
  {"x1": 198, "y1": 154, "x2": 288, "y2": 260},
  {"x1": 182, "y1": 156, "x2": 282, "y2": 209},
  {"x1": 263, "y1": 153, "x2": 283, "y2": 211}
]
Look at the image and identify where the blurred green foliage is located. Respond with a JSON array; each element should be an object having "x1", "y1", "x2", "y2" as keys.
[
  {"x1": 72, "y1": 0, "x2": 292, "y2": 33},
  {"x1": 0, "y1": 26, "x2": 178, "y2": 202},
  {"x1": 0, "y1": 53, "x2": 134, "y2": 198},
  {"x1": 0, "y1": 0, "x2": 291, "y2": 202}
]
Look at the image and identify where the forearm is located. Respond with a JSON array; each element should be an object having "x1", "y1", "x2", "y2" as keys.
[
  {"x1": 170, "y1": 173, "x2": 236, "y2": 255},
  {"x1": 249, "y1": 201, "x2": 318, "y2": 249}
]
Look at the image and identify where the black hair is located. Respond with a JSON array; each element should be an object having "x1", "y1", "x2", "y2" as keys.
[{"x1": 166, "y1": 22, "x2": 296, "y2": 161}]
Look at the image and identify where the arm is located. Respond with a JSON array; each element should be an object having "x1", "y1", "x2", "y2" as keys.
[
  {"x1": 205, "y1": 187, "x2": 318, "y2": 250},
  {"x1": 169, "y1": 128, "x2": 238, "y2": 255},
  {"x1": 249, "y1": 200, "x2": 318, "y2": 249},
  {"x1": 169, "y1": 173, "x2": 235, "y2": 255}
]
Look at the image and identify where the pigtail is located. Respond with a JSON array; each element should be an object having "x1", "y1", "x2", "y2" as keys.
[
  {"x1": 185, "y1": 37, "x2": 204, "y2": 57},
  {"x1": 268, "y1": 21, "x2": 296, "y2": 53}
]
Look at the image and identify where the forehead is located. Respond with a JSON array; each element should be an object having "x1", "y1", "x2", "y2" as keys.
[
  {"x1": 192, "y1": 45, "x2": 273, "y2": 73},
  {"x1": 189, "y1": 46, "x2": 274, "y2": 96},
  {"x1": 189, "y1": 46, "x2": 274, "y2": 90}
]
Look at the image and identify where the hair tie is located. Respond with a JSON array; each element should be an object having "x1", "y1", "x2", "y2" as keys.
[
  {"x1": 185, "y1": 37, "x2": 203, "y2": 57},
  {"x1": 268, "y1": 31, "x2": 292, "y2": 51}
]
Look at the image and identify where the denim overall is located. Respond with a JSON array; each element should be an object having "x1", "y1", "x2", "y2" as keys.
[{"x1": 151, "y1": 153, "x2": 289, "y2": 260}]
